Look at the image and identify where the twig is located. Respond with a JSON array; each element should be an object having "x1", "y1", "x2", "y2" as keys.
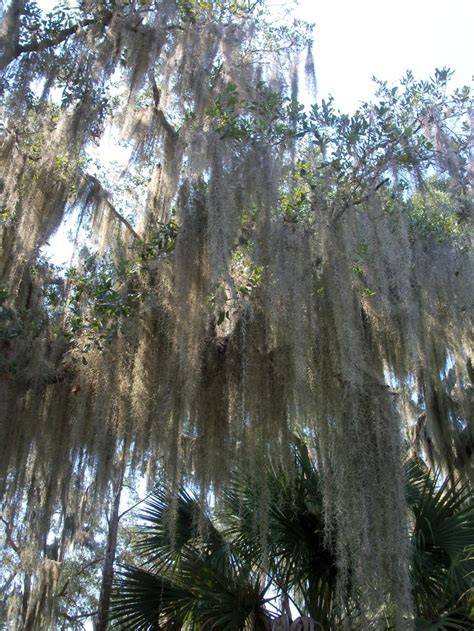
[
  {"x1": 56, "y1": 556, "x2": 105, "y2": 598},
  {"x1": 332, "y1": 177, "x2": 390, "y2": 223},
  {"x1": 118, "y1": 487, "x2": 157, "y2": 521},
  {"x1": 64, "y1": 609, "x2": 98, "y2": 622},
  {"x1": 0, "y1": 516, "x2": 20, "y2": 555}
]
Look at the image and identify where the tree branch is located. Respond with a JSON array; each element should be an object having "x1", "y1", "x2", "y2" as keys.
[
  {"x1": 332, "y1": 177, "x2": 390, "y2": 223},
  {"x1": 80, "y1": 172, "x2": 142, "y2": 242},
  {"x1": 16, "y1": 18, "x2": 101, "y2": 55},
  {"x1": 105, "y1": 197, "x2": 142, "y2": 242},
  {"x1": 0, "y1": 516, "x2": 20, "y2": 555},
  {"x1": 56, "y1": 556, "x2": 105, "y2": 598},
  {"x1": 0, "y1": 12, "x2": 112, "y2": 69},
  {"x1": 149, "y1": 73, "x2": 178, "y2": 139},
  {"x1": 64, "y1": 609, "x2": 98, "y2": 622},
  {"x1": 3, "y1": 9, "x2": 183, "y2": 69},
  {"x1": 118, "y1": 487, "x2": 157, "y2": 521},
  {"x1": 1, "y1": 570, "x2": 18, "y2": 595}
]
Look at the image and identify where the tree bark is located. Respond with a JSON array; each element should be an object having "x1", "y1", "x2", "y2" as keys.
[
  {"x1": 0, "y1": 0, "x2": 25, "y2": 70},
  {"x1": 95, "y1": 458, "x2": 125, "y2": 631}
]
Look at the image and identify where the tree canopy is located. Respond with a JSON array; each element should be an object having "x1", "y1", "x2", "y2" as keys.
[{"x1": 0, "y1": 0, "x2": 472, "y2": 628}]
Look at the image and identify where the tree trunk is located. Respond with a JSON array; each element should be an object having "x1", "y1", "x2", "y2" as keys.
[{"x1": 95, "y1": 459, "x2": 125, "y2": 631}]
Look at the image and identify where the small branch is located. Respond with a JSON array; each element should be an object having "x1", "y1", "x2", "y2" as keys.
[
  {"x1": 149, "y1": 73, "x2": 161, "y2": 108},
  {"x1": 245, "y1": 1, "x2": 261, "y2": 15},
  {"x1": 56, "y1": 556, "x2": 105, "y2": 598},
  {"x1": 0, "y1": 516, "x2": 20, "y2": 555},
  {"x1": 332, "y1": 177, "x2": 390, "y2": 223},
  {"x1": 373, "y1": 177, "x2": 390, "y2": 192},
  {"x1": 118, "y1": 487, "x2": 157, "y2": 521},
  {"x1": 352, "y1": 177, "x2": 390, "y2": 206},
  {"x1": 1, "y1": 570, "x2": 18, "y2": 595},
  {"x1": 64, "y1": 609, "x2": 98, "y2": 622}
]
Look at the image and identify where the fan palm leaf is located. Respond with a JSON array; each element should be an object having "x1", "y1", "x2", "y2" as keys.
[
  {"x1": 406, "y1": 459, "x2": 473, "y2": 627},
  {"x1": 111, "y1": 449, "x2": 473, "y2": 629}
]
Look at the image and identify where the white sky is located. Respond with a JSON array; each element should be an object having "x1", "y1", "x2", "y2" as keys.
[
  {"x1": 35, "y1": 0, "x2": 473, "y2": 112},
  {"x1": 295, "y1": 0, "x2": 474, "y2": 111}
]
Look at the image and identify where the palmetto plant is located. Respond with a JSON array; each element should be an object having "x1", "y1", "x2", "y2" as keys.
[
  {"x1": 111, "y1": 485, "x2": 276, "y2": 630},
  {"x1": 111, "y1": 446, "x2": 473, "y2": 630},
  {"x1": 407, "y1": 461, "x2": 473, "y2": 630}
]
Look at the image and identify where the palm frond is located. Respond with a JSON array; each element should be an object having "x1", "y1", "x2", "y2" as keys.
[
  {"x1": 111, "y1": 453, "x2": 473, "y2": 630},
  {"x1": 111, "y1": 564, "x2": 188, "y2": 629},
  {"x1": 406, "y1": 459, "x2": 474, "y2": 624},
  {"x1": 136, "y1": 485, "x2": 233, "y2": 575},
  {"x1": 221, "y1": 443, "x2": 337, "y2": 625}
]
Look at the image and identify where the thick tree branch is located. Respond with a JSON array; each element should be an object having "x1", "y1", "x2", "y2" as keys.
[
  {"x1": 0, "y1": 12, "x2": 111, "y2": 69},
  {"x1": 149, "y1": 73, "x2": 178, "y2": 139},
  {"x1": 0, "y1": 0, "x2": 25, "y2": 70},
  {"x1": 2, "y1": 9, "x2": 183, "y2": 70},
  {"x1": 16, "y1": 17, "x2": 102, "y2": 55}
]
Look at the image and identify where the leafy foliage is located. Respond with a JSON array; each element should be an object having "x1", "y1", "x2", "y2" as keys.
[
  {"x1": 111, "y1": 449, "x2": 474, "y2": 630},
  {"x1": 111, "y1": 486, "x2": 272, "y2": 630},
  {"x1": 0, "y1": 0, "x2": 472, "y2": 627},
  {"x1": 407, "y1": 461, "x2": 474, "y2": 629}
]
